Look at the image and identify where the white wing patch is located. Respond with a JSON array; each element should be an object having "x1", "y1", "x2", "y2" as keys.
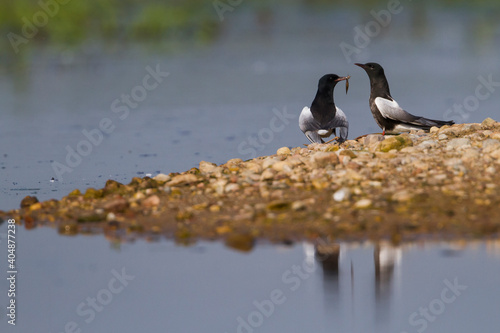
[
  {"x1": 335, "y1": 107, "x2": 347, "y2": 123},
  {"x1": 299, "y1": 106, "x2": 313, "y2": 132},
  {"x1": 374, "y1": 97, "x2": 404, "y2": 121}
]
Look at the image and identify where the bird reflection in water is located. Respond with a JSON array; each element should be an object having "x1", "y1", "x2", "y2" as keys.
[{"x1": 312, "y1": 241, "x2": 402, "y2": 326}]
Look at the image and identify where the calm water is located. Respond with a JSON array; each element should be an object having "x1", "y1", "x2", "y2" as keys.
[
  {"x1": 1, "y1": 5, "x2": 500, "y2": 211},
  {"x1": 0, "y1": 225, "x2": 499, "y2": 333}
]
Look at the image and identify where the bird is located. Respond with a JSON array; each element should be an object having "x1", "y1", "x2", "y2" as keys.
[
  {"x1": 355, "y1": 62, "x2": 454, "y2": 135},
  {"x1": 299, "y1": 74, "x2": 350, "y2": 144}
]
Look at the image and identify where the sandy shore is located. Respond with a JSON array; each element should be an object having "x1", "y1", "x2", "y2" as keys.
[{"x1": 3, "y1": 118, "x2": 500, "y2": 247}]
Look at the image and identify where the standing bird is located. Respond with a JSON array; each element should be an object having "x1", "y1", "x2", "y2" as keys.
[
  {"x1": 355, "y1": 62, "x2": 454, "y2": 135},
  {"x1": 299, "y1": 74, "x2": 350, "y2": 143}
]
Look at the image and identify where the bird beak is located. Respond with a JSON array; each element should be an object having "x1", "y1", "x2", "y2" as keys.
[
  {"x1": 334, "y1": 75, "x2": 350, "y2": 82},
  {"x1": 354, "y1": 63, "x2": 366, "y2": 69}
]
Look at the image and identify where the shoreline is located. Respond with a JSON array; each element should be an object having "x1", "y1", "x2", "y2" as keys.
[{"x1": 2, "y1": 119, "x2": 500, "y2": 245}]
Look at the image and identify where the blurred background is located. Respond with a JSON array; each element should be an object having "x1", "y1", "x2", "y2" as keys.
[{"x1": 1, "y1": 0, "x2": 500, "y2": 210}]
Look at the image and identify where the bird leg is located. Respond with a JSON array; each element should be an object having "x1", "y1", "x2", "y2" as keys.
[{"x1": 324, "y1": 137, "x2": 340, "y2": 144}]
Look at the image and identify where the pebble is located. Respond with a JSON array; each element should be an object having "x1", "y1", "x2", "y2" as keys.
[
  {"x1": 260, "y1": 168, "x2": 275, "y2": 181},
  {"x1": 272, "y1": 161, "x2": 292, "y2": 172},
  {"x1": 446, "y1": 138, "x2": 471, "y2": 150},
  {"x1": 168, "y1": 174, "x2": 198, "y2": 186},
  {"x1": 291, "y1": 200, "x2": 307, "y2": 211},
  {"x1": 199, "y1": 161, "x2": 218, "y2": 173},
  {"x1": 481, "y1": 117, "x2": 497, "y2": 129},
  {"x1": 354, "y1": 199, "x2": 372, "y2": 209},
  {"x1": 418, "y1": 140, "x2": 438, "y2": 148},
  {"x1": 225, "y1": 183, "x2": 240, "y2": 193},
  {"x1": 103, "y1": 197, "x2": 128, "y2": 212},
  {"x1": 277, "y1": 147, "x2": 292, "y2": 156},
  {"x1": 154, "y1": 173, "x2": 171, "y2": 182},
  {"x1": 262, "y1": 157, "x2": 279, "y2": 169},
  {"x1": 379, "y1": 135, "x2": 413, "y2": 152},
  {"x1": 333, "y1": 188, "x2": 350, "y2": 202},
  {"x1": 310, "y1": 152, "x2": 339, "y2": 168},
  {"x1": 364, "y1": 134, "x2": 384, "y2": 147}
]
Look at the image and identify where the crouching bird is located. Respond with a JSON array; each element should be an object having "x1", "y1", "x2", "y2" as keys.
[
  {"x1": 299, "y1": 74, "x2": 350, "y2": 143},
  {"x1": 355, "y1": 62, "x2": 454, "y2": 135}
]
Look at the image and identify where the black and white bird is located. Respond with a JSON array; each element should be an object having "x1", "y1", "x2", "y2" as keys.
[
  {"x1": 355, "y1": 62, "x2": 454, "y2": 135},
  {"x1": 299, "y1": 74, "x2": 350, "y2": 143}
]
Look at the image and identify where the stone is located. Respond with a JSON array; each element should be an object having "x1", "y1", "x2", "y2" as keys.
[
  {"x1": 481, "y1": 117, "x2": 497, "y2": 129},
  {"x1": 168, "y1": 174, "x2": 198, "y2": 186},
  {"x1": 154, "y1": 173, "x2": 171, "y2": 182},
  {"x1": 291, "y1": 200, "x2": 307, "y2": 211},
  {"x1": 392, "y1": 190, "x2": 413, "y2": 202},
  {"x1": 333, "y1": 188, "x2": 350, "y2": 202},
  {"x1": 339, "y1": 150, "x2": 357, "y2": 158},
  {"x1": 142, "y1": 195, "x2": 160, "y2": 207},
  {"x1": 225, "y1": 183, "x2": 240, "y2": 193},
  {"x1": 277, "y1": 147, "x2": 292, "y2": 156},
  {"x1": 490, "y1": 148, "x2": 500, "y2": 160},
  {"x1": 21, "y1": 196, "x2": 39, "y2": 208},
  {"x1": 262, "y1": 157, "x2": 279, "y2": 169},
  {"x1": 244, "y1": 162, "x2": 262, "y2": 173},
  {"x1": 199, "y1": 161, "x2": 218, "y2": 173},
  {"x1": 260, "y1": 168, "x2": 275, "y2": 181},
  {"x1": 227, "y1": 158, "x2": 243, "y2": 165},
  {"x1": 446, "y1": 138, "x2": 471, "y2": 150},
  {"x1": 461, "y1": 149, "x2": 480, "y2": 162},
  {"x1": 354, "y1": 199, "x2": 372, "y2": 209},
  {"x1": 310, "y1": 152, "x2": 340, "y2": 168},
  {"x1": 482, "y1": 139, "x2": 500, "y2": 153},
  {"x1": 103, "y1": 197, "x2": 129, "y2": 212},
  {"x1": 364, "y1": 134, "x2": 384, "y2": 148},
  {"x1": 418, "y1": 140, "x2": 438, "y2": 149},
  {"x1": 379, "y1": 135, "x2": 413, "y2": 152},
  {"x1": 29, "y1": 202, "x2": 42, "y2": 211},
  {"x1": 272, "y1": 161, "x2": 292, "y2": 172}
]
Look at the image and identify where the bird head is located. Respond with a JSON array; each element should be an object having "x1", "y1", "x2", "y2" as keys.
[
  {"x1": 354, "y1": 62, "x2": 385, "y2": 77},
  {"x1": 318, "y1": 74, "x2": 350, "y2": 92}
]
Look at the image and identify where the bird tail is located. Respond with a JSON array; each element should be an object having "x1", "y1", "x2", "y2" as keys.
[{"x1": 416, "y1": 117, "x2": 454, "y2": 129}]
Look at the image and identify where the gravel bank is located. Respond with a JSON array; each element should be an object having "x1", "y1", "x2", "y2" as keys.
[{"x1": 3, "y1": 118, "x2": 500, "y2": 247}]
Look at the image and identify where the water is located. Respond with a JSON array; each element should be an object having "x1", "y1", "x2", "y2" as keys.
[
  {"x1": 0, "y1": 225, "x2": 499, "y2": 333},
  {"x1": 1, "y1": 5, "x2": 500, "y2": 211}
]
